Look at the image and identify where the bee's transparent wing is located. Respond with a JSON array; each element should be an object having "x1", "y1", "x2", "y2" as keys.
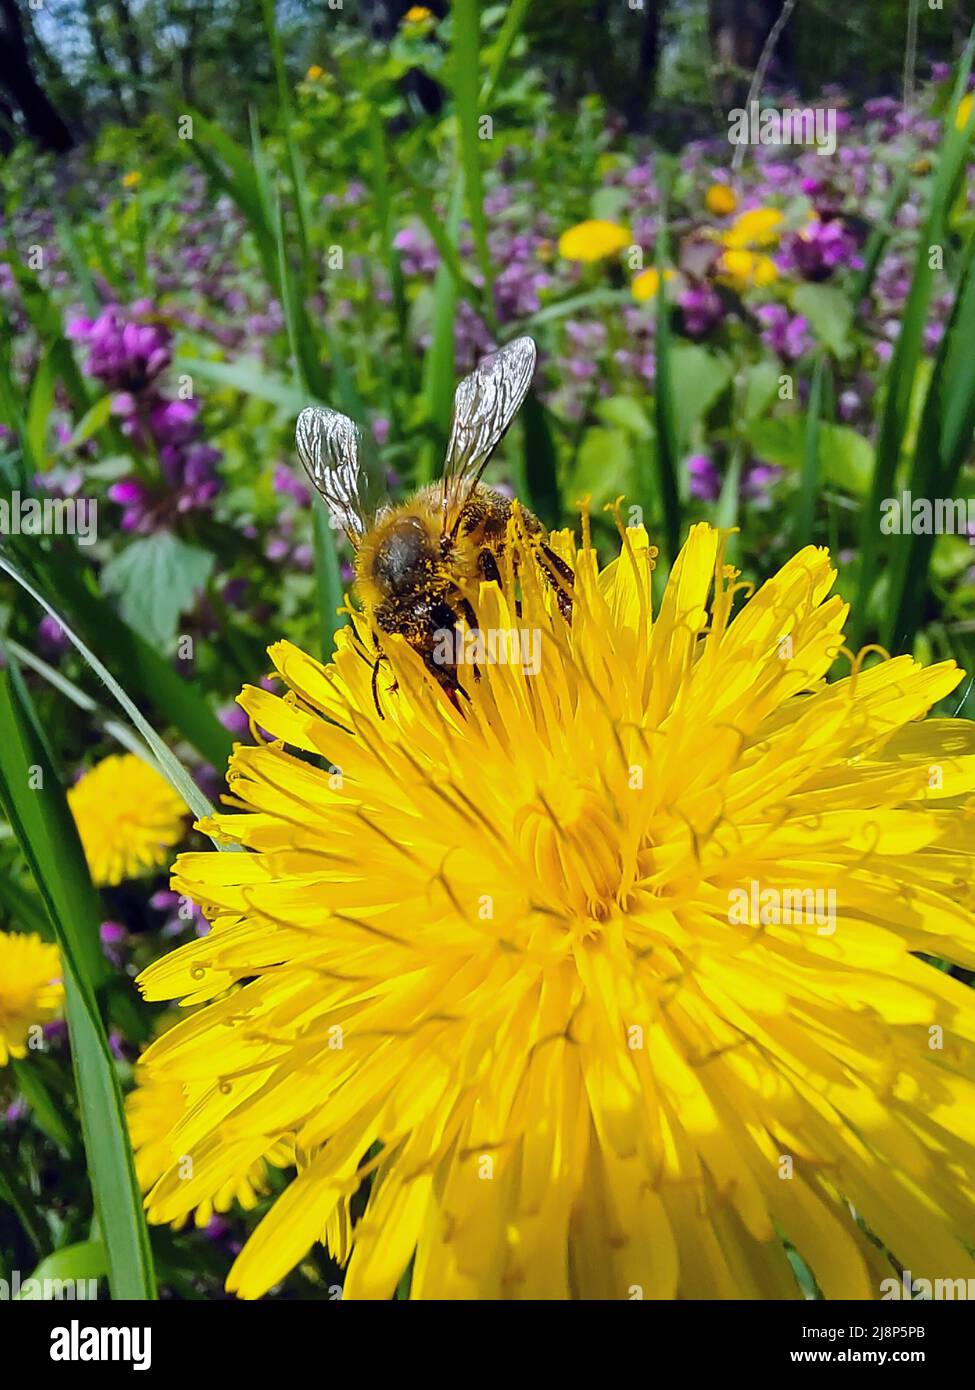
[
  {"x1": 441, "y1": 336, "x2": 536, "y2": 533},
  {"x1": 295, "y1": 406, "x2": 367, "y2": 546}
]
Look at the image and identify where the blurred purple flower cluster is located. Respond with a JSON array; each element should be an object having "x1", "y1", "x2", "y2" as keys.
[{"x1": 67, "y1": 299, "x2": 221, "y2": 531}]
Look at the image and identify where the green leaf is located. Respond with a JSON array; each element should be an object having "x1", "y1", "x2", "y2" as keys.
[
  {"x1": 568, "y1": 426, "x2": 636, "y2": 512},
  {"x1": 595, "y1": 396, "x2": 653, "y2": 440},
  {"x1": 792, "y1": 283, "x2": 853, "y2": 358},
  {"x1": 101, "y1": 533, "x2": 214, "y2": 647},
  {"x1": 17, "y1": 1242, "x2": 107, "y2": 1297},
  {"x1": 0, "y1": 669, "x2": 155, "y2": 1300},
  {"x1": 591, "y1": 187, "x2": 632, "y2": 222},
  {"x1": 742, "y1": 359, "x2": 783, "y2": 422},
  {"x1": 748, "y1": 416, "x2": 873, "y2": 495},
  {"x1": 670, "y1": 344, "x2": 732, "y2": 446},
  {"x1": 26, "y1": 351, "x2": 56, "y2": 472},
  {"x1": 61, "y1": 395, "x2": 114, "y2": 453}
]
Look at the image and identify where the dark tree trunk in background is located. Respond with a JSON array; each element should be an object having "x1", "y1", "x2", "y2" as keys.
[
  {"x1": 0, "y1": 0, "x2": 75, "y2": 151},
  {"x1": 82, "y1": 0, "x2": 129, "y2": 120},
  {"x1": 176, "y1": 0, "x2": 209, "y2": 108},
  {"x1": 111, "y1": 0, "x2": 147, "y2": 117},
  {"x1": 622, "y1": 0, "x2": 664, "y2": 131},
  {"x1": 709, "y1": 0, "x2": 793, "y2": 108}
]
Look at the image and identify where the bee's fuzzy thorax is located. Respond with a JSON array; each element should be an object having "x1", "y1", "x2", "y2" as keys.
[{"x1": 353, "y1": 487, "x2": 480, "y2": 615}]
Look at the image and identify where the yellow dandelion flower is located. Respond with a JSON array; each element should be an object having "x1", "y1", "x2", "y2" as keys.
[
  {"x1": 558, "y1": 219, "x2": 631, "y2": 263},
  {"x1": 130, "y1": 517, "x2": 975, "y2": 1300},
  {"x1": 705, "y1": 183, "x2": 738, "y2": 216},
  {"x1": 68, "y1": 753, "x2": 186, "y2": 888},
  {"x1": 0, "y1": 931, "x2": 63, "y2": 1066},
  {"x1": 718, "y1": 247, "x2": 779, "y2": 292},
  {"x1": 722, "y1": 206, "x2": 784, "y2": 250},
  {"x1": 956, "y1": 93, "x2": 973, "y2": 133},
  {"x1": 631, "y1": 266, "x2": 675, "y2": 302},
  {"x1": 122, "y1": 171, "x2": 141, "y2": 189},
  {"x1": 402, "y1": 5, "x2": 434, "y2": 25},
  {"x1": 305, "y1": 64, "x2": 325, "y2": 81}
]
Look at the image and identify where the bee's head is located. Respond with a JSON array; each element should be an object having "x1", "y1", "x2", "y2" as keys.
[{"x1": 372, "y1": 515, "x2": 432, "y2": 597}]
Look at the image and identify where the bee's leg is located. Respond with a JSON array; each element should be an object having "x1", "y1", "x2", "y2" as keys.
[
  {"x1": 370, "y1": 636, "x2": 398, "y2": 720},
  {"x1": 371, "y1": 657, "x2": 385, "y2": 719},
  {"x1": 422, "y1": 651, "x2": 470, "y2": 709},
  {"x1": 536, "y1": 545, "x2": 574, "y2": 620}
]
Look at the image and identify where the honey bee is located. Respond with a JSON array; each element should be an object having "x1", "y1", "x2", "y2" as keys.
[{"x1": 295, "y1": 336, "x2": 573, "y2": 712}]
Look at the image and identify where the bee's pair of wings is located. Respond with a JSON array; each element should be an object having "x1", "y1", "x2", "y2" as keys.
[{"x1": 295, "y1": 336, "x2": 537, "y2": 546}]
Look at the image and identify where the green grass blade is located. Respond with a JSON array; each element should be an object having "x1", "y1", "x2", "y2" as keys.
[
  {"x1": 452, "y1": 0, "x2": 495, "y2": 326},
  {"x1": 0, "y1": 549, "x2": 220, "y2": 822},
  {"x1": 791, "y1": 353, "x2": 826, "y2": 548},
  {"x1": 851, "y1": 163, "x2": 911, "y2": 310},
  {"x1": 653, "y1": 160, "x2": 681, "y2": 563},
  {"x1": 520, "y1": 390, "x2": 560, "y2": 528},
  {"x1": 884, "y1": 236, "x2": 975, "y2": 649},
  {"x1": 853, "y1": 30, "x2": 975, "y2": 643},
  {"x1": 419, "y1": 181, "x2": 465, "y2": 481},
  {"x1": 312, "y1": 498, "x2": 346, "y2": 663},
  {"x1": 0, "y1": 670, "x2": 155, "y2": 1300},
  {"x1": 482, "y1": 0, "x2": 533, "y2": 103},
  {"x1": 11, "y1": 1058, "x2": 79, "y2": 1157}
]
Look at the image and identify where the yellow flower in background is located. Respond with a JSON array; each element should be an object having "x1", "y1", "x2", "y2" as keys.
[
  {"x1": 68, "y1": 753, "x2": 186, "y2": 888},
  {"x1": 0, "y1": 931, "x2": 63, "y2": 1066},
  {"x1": 723, "y1": 205, "x2": 784, "y2": 250},
  {"x1": 127, "y1": 1074, "x2": 293, "y2": 1229},
  {"x1": 631, "y1": 266, "x2": 675, "y2": 302},
  {"x1": 305, "y1": 64, "x2": 324, "y2": 81},
  {"x1": 705, "y1": 182, "x2": 738, "y2": 216},
  {"x1": 558, "y1": 218, "x2": 631, "y2": 263},
  {"x1": 131, "y1": 518, "x2": 975, "y2": 1300},
  {"x1": 716, "y1": 205, "x2": 783, "y2": 291},
  {"x1": 402, "y1": 5, "x2": 434, "y2": 25},
  {"x1": 956, "y1": 92, "x2": 973, "y2": 132},
  {"x1": 122, "y1": 171, "x2": 141, "y2": 189},
  {"x1": 718, "y1": 247, "x2": 779, "y2": 291}
]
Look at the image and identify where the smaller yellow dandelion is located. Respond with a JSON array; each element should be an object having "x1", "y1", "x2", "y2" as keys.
[
  {"x1": 705, "y1": 183, "x2": 737, "y2": 216},
  {"x1": 722, "y1": 206, "x2": 783, "y2": 250},
  {"x1": 558, "y1": 219, "x2": 632, "y2": 263},
  {"x1": 122, "y1": 171, "x2": 141, "y2": 189},
  {"x1": 402, "y1": 5, "x2": 434, "y2": 25},
  {"x1": 305, "y1": 64, "x2": 325, "y2": 81},
  {"x1": 0, "y1": 931, "x2": 63, "y2": 1067},
  {"x1": 956, "y1": 92, "x2": 973, "y2": 133},
  {"x1": 127, "y1": 1072, "x2": 293, "y2": 1228},
  {"x1": 718, "y1": 247, "x2": 779, "y2": 291},
  {"x1": 631, "y1": 266, "x2": 675, "y2": 302},
  {"x1": 68, "y1": 753, "x2": 186, "y2": 888}
]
